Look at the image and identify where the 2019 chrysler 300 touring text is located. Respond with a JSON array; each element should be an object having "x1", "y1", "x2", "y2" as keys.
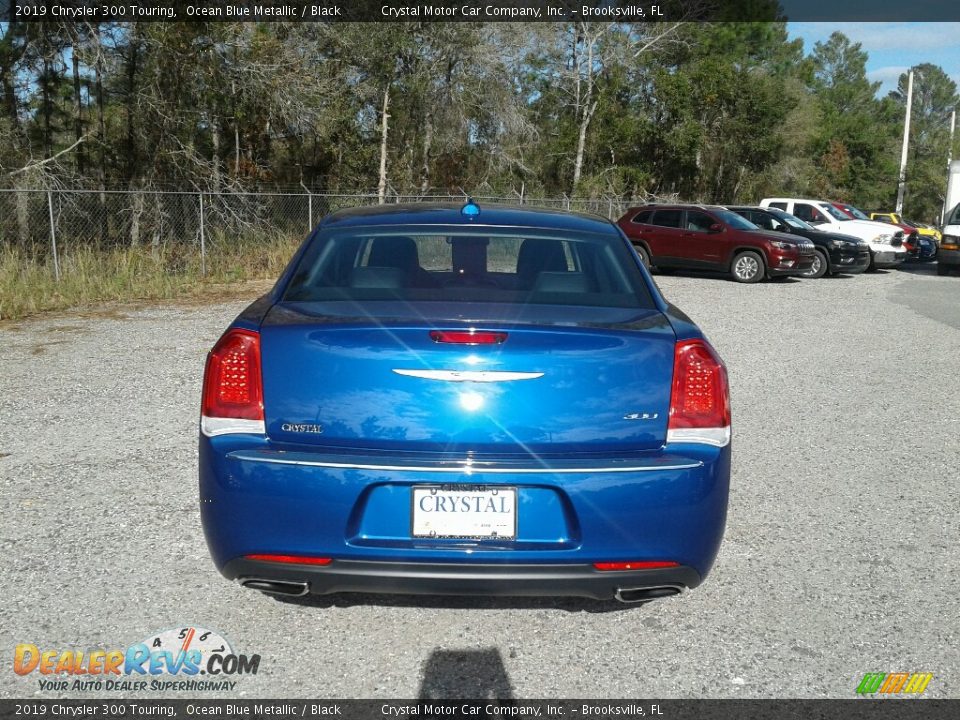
[{"x1": 199, "y1": 202, "x2": 731, "y2": 604}]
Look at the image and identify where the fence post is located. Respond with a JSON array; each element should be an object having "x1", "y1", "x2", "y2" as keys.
[
  {"x1": 608, "y1": 197, "x2": 613, "y2": 218},
  {"x1": 308, "y1": 193, "x2": 313, "y2": 231},
  {"x1": 47, "y1": 190, "x2": 60, "y2": 282},
  {"x1": 199, "y1": 192, "x2": 207, "y2": 277}
]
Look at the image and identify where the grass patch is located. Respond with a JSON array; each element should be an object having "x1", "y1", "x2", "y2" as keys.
[{"x1": 0, "y1": 231, "x2": 302, "y2": 320}]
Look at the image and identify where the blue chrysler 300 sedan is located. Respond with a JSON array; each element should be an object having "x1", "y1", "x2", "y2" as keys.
[{"x1": 199, "y1": 202, "x2": 731, "y2": 604}]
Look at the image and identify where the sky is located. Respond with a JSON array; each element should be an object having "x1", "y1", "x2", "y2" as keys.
[{"x1": 788, "y1": 23, "x2": 960, "y2": 97}]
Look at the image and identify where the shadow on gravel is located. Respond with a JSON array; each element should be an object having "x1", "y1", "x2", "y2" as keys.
[
  {"x1": 418, "y1": 648, "x2": 515, "y2": 700},
  {"x1": 654, "y1": 269, "x2": 802, "y2": 283},
  {"x1": 893, "y1": 262, "x2": 940, "y2": 276},
  {"x1": 267, "y1": 591, "x2": 637, "y2": 614}
]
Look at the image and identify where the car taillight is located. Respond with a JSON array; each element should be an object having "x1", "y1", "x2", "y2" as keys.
[
  {"x1": 245, "y1": 554, "x2": 332, "y2": 566},
  {"x1": 666, "y1": 339, "x2": 731, "y2": 447},
  {"x1": 200, "y1": 328, "x2": 265, "y2": 437},
  {"x1": 593, "y1": 561, "x2": 679, "y2": 571}
]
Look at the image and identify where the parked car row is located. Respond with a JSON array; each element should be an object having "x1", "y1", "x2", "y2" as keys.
[
  {"x1": 614, "y1": 195, "x2": 959, "y2": 283},
  {"x1": 617, "y1": 204, "x2": 817, "y2": 283},
  {"x1": 868, "y1": 210, "x2": 939, "y2": 260},
  {"x1": 760, "y1": 198, "x2": 907, "y2": 269},
  {"x1": 727, "y1": 206, "x2": 870, "y2": 278}
]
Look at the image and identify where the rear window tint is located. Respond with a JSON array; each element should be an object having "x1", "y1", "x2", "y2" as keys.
[
  {"x1": 631, "y1": 210, "x2": 653, "y2": 224},
  {"x1": 283, "y1": 227, "x2": 654, "y2": 309}
]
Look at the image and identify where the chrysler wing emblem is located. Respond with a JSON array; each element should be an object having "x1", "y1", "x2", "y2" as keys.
[{"x1": 392, "y1": 369, "x2": 544, "y2": 382}]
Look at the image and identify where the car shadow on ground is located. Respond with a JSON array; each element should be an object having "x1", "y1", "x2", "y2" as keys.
[
  {"x1": 654, "y1": 268, "x2": 804, "y2": 283},
  {"x1": 893, "y1": 262, "x2": 940, "y2": 276},
  {"x1": 418, "y1": 648, "x2": 516, "y2": 700},
  {"x1": 267, "y1": 591, "x2": 639, "y2": 614}
]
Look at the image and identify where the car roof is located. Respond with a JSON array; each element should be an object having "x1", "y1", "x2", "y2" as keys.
[
  {"x1": 729, "y1": 205, "x2": 792, "y2": 215},
  {"x1": 761, "y1": 198, "x2": 831, "y2": 205},
  {"x1": 625, "y1": 203, "x2": 728, "y2": 213},
  {"x1": 320, "y1": 202, "x2": 615, "y2": 234}
]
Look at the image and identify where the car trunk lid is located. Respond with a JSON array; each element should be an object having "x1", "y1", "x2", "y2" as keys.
[{"x1": 259, "y1": 302, "x2": 676, "y2": 455}]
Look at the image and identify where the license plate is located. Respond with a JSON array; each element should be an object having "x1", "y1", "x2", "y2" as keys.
[{"x1": 411, "y1": 486, "x2": 517, "y2": 539}]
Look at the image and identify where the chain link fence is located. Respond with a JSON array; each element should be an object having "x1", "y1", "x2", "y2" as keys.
[{"x1": 0, "y1": 189, "x2": 658, "y2": 280}]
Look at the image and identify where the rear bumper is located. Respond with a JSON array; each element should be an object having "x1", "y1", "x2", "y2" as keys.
[
  {"x1": 223, "y1": 557, "x2": 702, "y2": 600},
  {"x1": 199, "y1": 437, "x2": 730, "y2": 598}
]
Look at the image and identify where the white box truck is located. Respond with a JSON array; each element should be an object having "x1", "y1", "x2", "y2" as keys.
[
  {"x1": 939, "y1": 160, "x2": 960, "y2": 275},
  {"x1": 945, "y1": 160, "x2": 960, "y2": 225}
]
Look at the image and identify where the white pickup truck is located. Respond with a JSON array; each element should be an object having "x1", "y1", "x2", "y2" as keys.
[{"x1": 759, "y1": 198, "x2": 907, "y2": 269}]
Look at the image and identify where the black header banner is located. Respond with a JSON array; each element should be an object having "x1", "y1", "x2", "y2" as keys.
[
  {"x1": 3, "y1": 0, "x2": 960, "y2": 23},
  {"x1": 0, "y1": 700, "x2": 957, "y2": 720}
]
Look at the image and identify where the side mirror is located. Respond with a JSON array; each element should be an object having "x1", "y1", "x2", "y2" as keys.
[{"x1": 709, "y1": 223, "x2": 723, "y2": 233}]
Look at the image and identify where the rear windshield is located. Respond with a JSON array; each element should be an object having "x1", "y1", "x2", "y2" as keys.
[{"x1": 283, "y1": 226, "x2": 654, "y2": 309}]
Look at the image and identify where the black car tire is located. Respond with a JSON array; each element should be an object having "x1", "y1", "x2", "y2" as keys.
[
  {"x1": 731, "y1": 251, "x2": 765, "y2": 283},
  {"x1": 634, "y1": 244, "x2": 651, "y2": 269},
  {"x1": 937, "y1": 263, "x2": 951, "y2": 276},
  {"x1": 801, "y1": 250, "x2": 828, "y2": 279}
]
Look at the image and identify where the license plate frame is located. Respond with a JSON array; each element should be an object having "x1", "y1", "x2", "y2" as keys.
[{"x1": 411, "y1": 485, "x2": 517, "y2": 540}]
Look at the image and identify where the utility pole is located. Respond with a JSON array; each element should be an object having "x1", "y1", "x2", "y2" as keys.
[
  {"x1": 895, "y1": 70, "x2": 914, "y2": 215},
  {"x1": 942, "y1": 109, "x2": 956, "y2": 225}
]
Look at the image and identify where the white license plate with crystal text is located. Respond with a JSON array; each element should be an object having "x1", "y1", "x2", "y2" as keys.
[{"x1": 411, "y1": 486, "x2": 517, "y2": 539}]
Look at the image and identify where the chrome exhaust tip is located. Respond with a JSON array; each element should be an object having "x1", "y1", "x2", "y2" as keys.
[
  {"x1": 614, "y1": 585, "x2": 684, "y2": 604},
  {"x1": 241, "y1": 578, "x2": 310, "y2": 597}
]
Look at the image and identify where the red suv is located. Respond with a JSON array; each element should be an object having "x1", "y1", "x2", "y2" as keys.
[{"x1": 617, "y1": 204, "x2": 816, "y2": 283}]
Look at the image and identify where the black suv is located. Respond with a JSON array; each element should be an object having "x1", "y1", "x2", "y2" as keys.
[{"x1": 727, "y1": 206, "x2": 871, "y2": 278}]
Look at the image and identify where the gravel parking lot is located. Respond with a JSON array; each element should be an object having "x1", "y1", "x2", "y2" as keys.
[{"x1": 1, "y1": 264, "x2": 958, "y2": 699}]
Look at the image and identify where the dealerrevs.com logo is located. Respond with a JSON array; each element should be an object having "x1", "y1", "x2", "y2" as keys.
[
  {"x1": 14, "y1": 627, "x2": 260, "y2": 692},
  {"x1": 856, "y1": 672, "x2": 934, "y2": 696}
]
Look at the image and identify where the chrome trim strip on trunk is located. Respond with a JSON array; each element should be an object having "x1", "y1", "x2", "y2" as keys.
[
  {"x1": 226, "y1": 452, "x2": 701, "y2": 474},
  {"x1": 392, "y1": 369, "x2": 544, "y2": 382}
]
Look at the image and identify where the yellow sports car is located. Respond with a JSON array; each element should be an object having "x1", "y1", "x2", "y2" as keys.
[
  {"x1": 903, "y1": 218, "x2": 942, "y2": 244},
  {"x1": 871, "y1": 212, "x2": 941, "y2": 243}
]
